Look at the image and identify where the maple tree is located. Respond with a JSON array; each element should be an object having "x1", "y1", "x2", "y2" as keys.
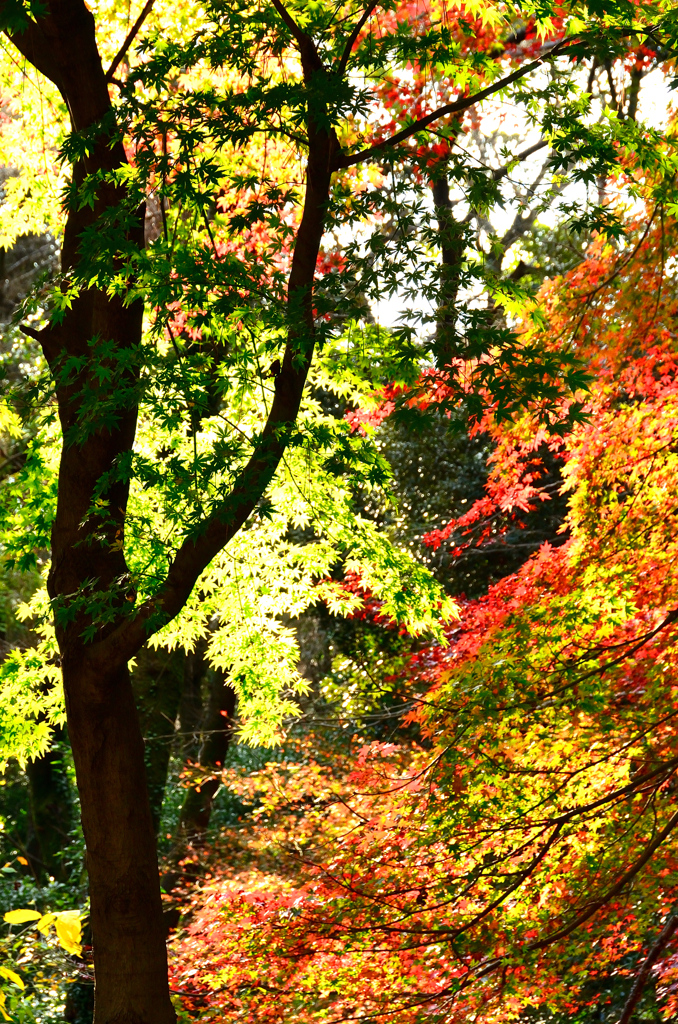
[
  {"x1": 167, "y1": 204, "x2": 678, "y2": 1022},
  {"x1": 0, "y1": 0, "x2": 676, "y2": 1020}
]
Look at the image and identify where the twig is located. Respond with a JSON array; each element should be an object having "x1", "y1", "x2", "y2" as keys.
[
  {"x1": 269, "y1": 0, "x2": 308, "y2": 48},
  {"x1": 492, "y1": 138, "x2": 549, "y2": 181},
  {"x1": 269, "y1": 0, "x2": 324, "y2": 77},
  {"x1": 105, "y1": 0, "x2": 156, "y2": 82},
  {"x1": 337, "y1": 0, "x2": 381, "y2": 75}
]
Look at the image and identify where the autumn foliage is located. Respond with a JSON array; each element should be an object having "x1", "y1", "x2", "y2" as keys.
[
  {"x1": 168, "y1": 209, "x2": 678, "y2": 1022},
  {"x1": 3, "y1": 0, "x2": 678, "y2": 1017}
]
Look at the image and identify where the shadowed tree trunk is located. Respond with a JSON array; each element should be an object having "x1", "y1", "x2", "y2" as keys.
[
  {"x1": 174, "y1": 641, "x2": 210, "y2": 763},
  {"x1": 25, "y1": 726, "x2": 75, "y2": 881},
  {"x1": 431, "y1": 170, "x2": 465, "y2": 370},
  {"x1": 179, "y1": 669, "x2": 237, "y2": 842},
  {"x1": 132, "y1": 648, "x2": 186, "y2": 833}
]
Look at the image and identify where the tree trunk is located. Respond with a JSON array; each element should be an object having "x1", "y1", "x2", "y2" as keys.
[
  {"x1": 64, "y1": 658, "x2": 174, "y2": 1024},
  {"x1": 132, "y1": 648, "x2": 187, "y2": 833},
  {"x1": 25, "y1": 725, "x2": 75, "y2": 881},
  {"x1": 432, "y1": 171, "x2": 465, "y2": 370},
  {"x1": 0, "y1": 2, "x2": 175, "y2": 1016},
  {"x1": 174, "y1": 642, "x2": 210, "y2": 762},
  {"x1": 179, "y1": 670, "x2": 237, "y2": 841}
]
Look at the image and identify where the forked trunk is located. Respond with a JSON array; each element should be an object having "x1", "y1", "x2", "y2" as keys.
[
  {"x1": 0, "y1": 3, "x2": 179, "y2": 1012},
  {"x1": 2, "y1": 5, "x2": 336, "y2": 1021}
]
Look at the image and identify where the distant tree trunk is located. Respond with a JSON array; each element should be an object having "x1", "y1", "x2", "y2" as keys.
[
  {"x1": 25, "y1": 726, "x2": 74, "y2": 881},
  {"x1": 431, "y1": 170, "x2": 465, "y2": 370},
  {"x1": 131, "y1": 648, "x2": 186, "y2": 832},
  {"x1": 179, "y1": 669, "x2": 237, "y2": 841},
  {"x1": 175, "y1": 641, "x2": 210, "y2": 762}
]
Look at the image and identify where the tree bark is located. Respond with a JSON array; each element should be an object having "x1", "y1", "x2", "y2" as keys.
[
  {"x1": 0, "y1": 0, "x2": 175, "y2": 1019},
  {"x1": 432, "y1": 171, "x2": 465, "y2": 370},
  {"x1": 65, "y1": 660, "x2": 173, "y2": 1024}
]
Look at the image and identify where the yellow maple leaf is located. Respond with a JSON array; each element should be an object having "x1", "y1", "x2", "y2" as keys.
[{"x1": 36, "y1": 913, "x2": 56, "y2": 936}]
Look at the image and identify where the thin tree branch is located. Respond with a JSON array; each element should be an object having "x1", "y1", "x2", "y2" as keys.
[
  {"x1": 474, "y1": 806, "x2": 678, "y2": 982},
  {"x1": 553, "y1": 203, "x2": 660, "y2": 345},
  {"x1": 618, "y1": 912, "x2": 678, "y2": 1024},
  {"x1": 105, "y1": 0, "x2": 155, "y2": 81},
  {"x1": 334, "y1": 38, "x2": 570, "y2": 170},
  {"x1": 492, "y1": 138, "x2": 549, "y2": 182},
  {"x1": 269, "y1": 0, "x2": 308, "y2": 48},
  {"x1": 87, "y1": 380, "x2": 310, "y2": 671},
  {"x1": 270, "y1": 0, "x2": 324, "y2": 78},
  {"x1": 337, "y1": 0, "x2": 381, "y2": 75},
  {"x1": 85, "y1": 56, "x2": 339, "y2": 672}
]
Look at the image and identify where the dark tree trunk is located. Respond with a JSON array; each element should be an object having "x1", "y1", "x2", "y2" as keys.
[
  {"x1": 174, "y1": 642, "x2": 210, "y2": 762},
  {"x1": 132, "y1": 648, "x2": 187, "y2": 833},
  {"x1": 432, "y1": 172, "x2": 465, "y2": 370},
  {"x1": 25, "y1": 725, "x2": 74, "y2": 881},
  {"x1": 0, "y1": 1, "x2": 175, "y2": 1018},
  {"x1": 179, "y1": 670, "x2": 237, "y2": 841},
  {"x1": 64, "y1": 660, "x2": 173, "y2": 1023}
]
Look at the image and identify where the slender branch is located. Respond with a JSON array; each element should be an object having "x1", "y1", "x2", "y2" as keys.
[
  {"x1": 553, "y1": 203, "x2": 660, "y2": 345},
  {"x1": 269, "y1": 0, "x2": 308, "y2": 48},
  {"x1": 476, "y1": 807, "x2": 678, "y2": 980},
  {"x1": 441, "y1": 823, "x2": 564, "y2": 941},
  {"x1": 428, "y1": 133, "x2": 548, "y2": 211},
  {"x1": 618, "y1": 912, "x2": 678, "y2": 1024},
  {"x1": 492, "y1": 138, "x2": 549, "y2": 182},
  {"x1": 87, "y1": 382, "x2": 309, "y2": 671},
  {"x1": 269, "y1": 0, "x2": 324, "y2": 78},
  {"x1": 337, "y1": 0, "x2": 381, "y2": 75},
  {"x1": 20, "y1": 325, "x2": 43, "y2": 341},
  {"x1": 336, "y1": 760, "x2": 678, "y2": 944},
  {"x1": 334, "y1": 38, "x2": 570, "y2": 170},
  {"x1": 105, "y1": 0, "x2": 156, "y2": 81},
  {"x1": 85, "y1": 64, "x2": 337, "y2": 672},
  {"x1": 436, "y1": 811, "x2": 678, "y2": 1003},
  {"x1": 584, "y1": 610, "x2": 678, "y2": 677}
]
